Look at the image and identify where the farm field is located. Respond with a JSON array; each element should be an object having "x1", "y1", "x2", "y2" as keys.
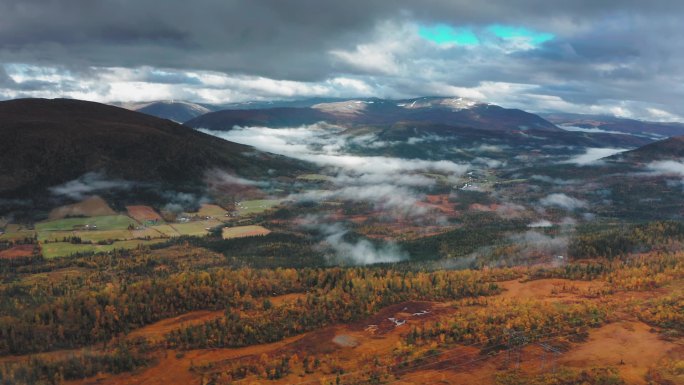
[
  {"x1": 221, "y1": 225, "x2": 271, "y2": 239},
  {"x1": 296, "y1": 173, "x2": 331, "y2": 181},
  {"x1": 196, "y1": 204, "x2": 230, "y2": 219},
  {"x1": 130, "y1": 227, "x2": 167, "y2": 239},
  {"x1": 39, "y1": 229, "x2": 135, "y2": 243},
  {"x1": 40, "y1": 239, "x2": 166, "y2": 259},
  {"x1": 35, "y1": 215, "x2": 137, "y2": 232},
  {"x1": 48, "y1": 196, "x2": 116, "y2": 220},
  {"x1": 150, "y1": 224, "x2": 181, "y2": 237},
  {"x1": 0, "y1": 224, "x2": 35, "y2": 242},
  {"x1": 0, "y1": 245, "x2": 34, "y2": 259},
  {"x1": 126, "y1": 205, "x2": 164, "y2": 224},
  {"x1": 170, "y1": 219, "x2": 224, "y2": 237},
  {"x1": 28, "y1": 201, "x2": 248, "y2": 259},
  {"x1": 235, "y1": 199, "x2": 281, "y2": 216}
]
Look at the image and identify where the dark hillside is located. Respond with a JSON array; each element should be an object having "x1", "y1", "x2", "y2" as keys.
[{"x1": 0, "y1": 98, "x2": 308, "y2": 199}]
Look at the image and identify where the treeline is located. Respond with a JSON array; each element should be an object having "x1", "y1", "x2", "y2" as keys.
[
  {"x1": 0, "y1": 341, "x2": 149, "y2": 385},
  {"x1": 402, "y1": 222, "x2": 526, "y2": 261},
  {"x1": 528, "y1": 252, "x2": 683, "y2": 292},
  {"x1": 168, "y1": 268, "x2": 501, "y2": 349},
  {"x1": 0, "y1": 268, "x2": 309, "y2": 354},
  {"x1": 569, "y1": 221, "x2": 684, "y2": 260},
  {"x1": 196, "y1": 350, "x2": 391, "y2": 385},
  {"x1": 398, "y1": 298, "x2": 606, "y2": 355},
  {"x1": 495, "y1": 367, "x2": 624, "y2": 385},
  {"x1": 0, "y1": 267, "x2": 501, "y2": 355},
  {"x1": 176, "y1": 233, "x2": 327, "y2": 268}
]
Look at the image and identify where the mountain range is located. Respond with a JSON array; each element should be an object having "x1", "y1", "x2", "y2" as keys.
[
  {"x1": 184, "y1": 97, "x2": 560, "y2": 132},
  {"x1": 3, "y1": 96, "x2": 684, "y2": 209}
]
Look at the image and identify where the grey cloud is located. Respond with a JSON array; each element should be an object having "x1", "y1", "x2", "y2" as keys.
[
  {"x1": 302, "y1": 219, "x2": 408, "y2": 265},
  {"x1": 201, "y1": 124, "x2": 469, "y2": 219},
  {"x1": 48, "y1": 172, "x2": 133, "y2": 200},
  {"x1": 528, "y1": 219, "x2": 553, "y2": 228},
  {"x1": 564, "y1": 148, "x2": 629, "y2": 165},
  {"x1": 142, "y1": 71, "x2": 203, "y2": 85},
  {"x1": 647, "y1": 160, "x2": 684, "y2": 177},
  {"x1": 0, "y1": 67, "x2": 15, "y2": 86},
  {"x1": 506, "y1": 231, "x2": 569, "y2": 259},
  {"x1": 530, "y1": 175, "x2": 578, "y2": 185},
  {"x1": 539, "y1": 193, "x2": 588, "y2": 210},
  {"x1": 0, "y1": 1, "x2": 683, "y2": 119},
  {"x1": 161, "y1": 191, "x2": 209, "y2": 213}
]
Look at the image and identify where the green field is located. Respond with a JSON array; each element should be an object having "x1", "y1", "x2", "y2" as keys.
[
  {"x1": 39, "y1": 227, "x2": 167, "y2": 243},
  {"x1": 170, "y1": 219, "x2": 224, "y2": 237},
  {"x1": 0, "y1": 224, "x2": 36, "y2": 241},
  {"x1": 41, "y1": 239, "x2": 166, "y2": 259},
  {"x1": 38, "y1": 230, "x2": 79, "y2": 242},
  {"x1": 130, "y1": 227, "x2": 167, "y2": 239},
  {"x1": 235, "y1": 199, "x2": 282, "y2": 216},
  {"x1": 150, "y1": 224, "x2": 181, "y2": 237},
  {"x1": 296, "y1": 173, "x2": 331, "y2": 181},
  {"x1": 36, "y1": 215, "x2": 137, "y2": 232}
]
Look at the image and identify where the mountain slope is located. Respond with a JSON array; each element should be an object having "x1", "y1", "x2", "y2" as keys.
[
  {"x1": 613, "y1": 135, "x2": 684, "y2": 162},
  {"x1": 186, "y1": 97, "x2": 560, "y2": 132},
  {"x1": 188, "y1": 107, "x2": 330, "y2": 129},
  {"x1": 0, "y1": 98, "x2": 307, "y2": 198}
]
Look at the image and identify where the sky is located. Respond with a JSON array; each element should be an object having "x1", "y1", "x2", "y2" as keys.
[{"x1": 0, "y1": 0, "x2": 683, "y2": 121}]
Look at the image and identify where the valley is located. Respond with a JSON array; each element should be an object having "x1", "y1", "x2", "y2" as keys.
[{"x1": 1, "y1": 97, "x2": 683, "y2": 385}]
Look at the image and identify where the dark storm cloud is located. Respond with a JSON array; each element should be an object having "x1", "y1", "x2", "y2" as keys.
[
  {"x1": 0, "y1": 0, "x2": 683, "y2": 119},
  {"x1": 0, "y1": 0, "x2": 678, "y2": 79},
  {"x1": 0, "y1": 0, "x2": 380, "y2": 80}
]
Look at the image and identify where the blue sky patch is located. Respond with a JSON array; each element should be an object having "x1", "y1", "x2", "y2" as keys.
[{"x1": 418, "y1": 24, "x2": 479, "y2": 46}]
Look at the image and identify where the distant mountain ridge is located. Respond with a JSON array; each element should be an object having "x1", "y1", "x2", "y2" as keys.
[
  {"x1": 136, "y1": 101, "x2": 213, "y2": 123},
  {"x1": 185, "y1": 96, "x2": 561, "y2": 132},
  {"x1": 121, "y1": 98, "x2": 353, "y2": 123},
  {"x1": 542, "y1": 112, "x2": 684, "y2": 138}
]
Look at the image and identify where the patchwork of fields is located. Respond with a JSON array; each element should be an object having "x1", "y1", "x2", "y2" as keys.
[{"x1": 1, "y1": 198, "x2": 281, "y2": 259}]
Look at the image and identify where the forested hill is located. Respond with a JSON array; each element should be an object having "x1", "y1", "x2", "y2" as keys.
[{"x1": 0, "y1": 98, "x2": 309, "y2": 198}]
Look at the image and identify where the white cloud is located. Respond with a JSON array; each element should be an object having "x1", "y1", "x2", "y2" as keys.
[
  {"x1": 200, "y1": 123, "x2": 475, "y2": 216},
  {"x1": 530, "y1": 175, "x2": 577, "y2": 185},
  {"x1": 200, "y1": 125, "x2": 469, "y2": 176},
  {"x1": 330, "y1": 44, "x2": 401, "y2": 75},
  {"x1": 539, "y1": 193, "x2": 587, "y2": 210},
  {"x1": 565, "y1": 148, "x2": 628, "y2": 165},
  {"x1": 528, "y1": 219, "x2": 553, "y2": 228},
  {"x1": 303, "y1": 221, "x2": 408, "y2": 265},
  {"x1": 507, "y1": 231, "x2": 569, "y2": 258},
  {"x1": 648, "y1": 160, "x2": 684, "y2": 176},
  {"x1": 49, "y1": 172, "x2": 133, "y2": 200},
  {"x1": 293, "y1": 184, "x2": 427, "y2": 216}
]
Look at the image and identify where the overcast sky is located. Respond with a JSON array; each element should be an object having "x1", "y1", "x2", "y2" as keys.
[{"x1": 1, "y1": 0, "x2": 683, "y2": 120}]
